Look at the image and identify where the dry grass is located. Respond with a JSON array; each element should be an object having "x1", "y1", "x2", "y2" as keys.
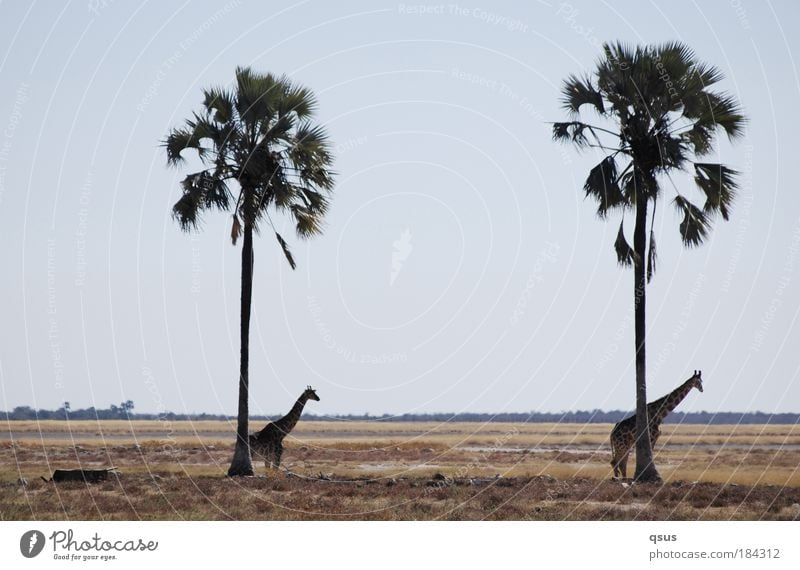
[
  {"x1": 2, "y1": 474, "x2": 798, "y2": 521},
  {"x1": 2, "y1": 420, "x2": 799, "y2": 520}
]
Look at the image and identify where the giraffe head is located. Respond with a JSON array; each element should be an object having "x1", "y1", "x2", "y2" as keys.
[
  {"x1": 689, "y1": 370, "x2": 703, "y2": 392},
  {"x1": 304, "y1": 385, "x2": 321, "y2": 401}
]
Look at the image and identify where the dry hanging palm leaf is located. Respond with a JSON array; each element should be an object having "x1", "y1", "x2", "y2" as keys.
[
  {"x1": 275, "y1": 232, "x2": 296, "y2": 270},
  {"x1": 231, "y1": 214, "x2": 241, "y2": 245}
]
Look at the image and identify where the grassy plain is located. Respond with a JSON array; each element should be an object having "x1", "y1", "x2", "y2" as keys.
[{"x1": 1, "y1": 420, "x2": 799, "y2": 520}]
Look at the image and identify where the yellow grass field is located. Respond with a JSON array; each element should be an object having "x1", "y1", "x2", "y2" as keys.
[{"x1": 2, "y1": 420, "x2": 799, "y2": 520}]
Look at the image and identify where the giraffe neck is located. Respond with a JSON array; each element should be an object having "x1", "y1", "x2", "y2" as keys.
[
  {"x1": 648, "y1": 380, "x2": 695, "y2": 424},
  {"x1": 273, "y1": 395, "x2": 309, "y2": 434}
]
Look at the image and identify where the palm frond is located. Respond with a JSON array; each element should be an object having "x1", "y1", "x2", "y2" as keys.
[
  {"x1": 187, "y1": 171, "x2": 231, "y2": 210},
  {"x1": 614, "y1": 220, "x2": 638, "y2": 267},
  {"x1": 203, "y1": 87, "x2": 235, "y2": 124},
  {"x1": 265, "y1": 165, "x2": 295, "y2": 211},
  {"x1": 695, "y1": 163, "x2": 738, "y2": 220},
  {"x1": 682, "y1": 61, "x2": 724, "y2": 94},
  {"x1": 552, "y1": 121, "x2": 591, "y2": 148},
  {"x1": 292, "y1": 122, "x2": 332, "y2": 157},
  {"x1": 171, "y1": 171, "x2": 232, "y2": 231},
  {"x1": 562, "y1": 74, "x2": 604, "y2": 115},
  {"x1": 681, "y1": 121, "x2": 714, "y2": 156},
  {"x1": 603, "y1": 41, "x2": 637, "y2": 75},
  {"x1": 674, "y1": 195, "x2": 710, "y2": 247},
  {"x1": 231, "y1": 214, "x2": 241, "y2": 245},
  {"x1": 235, "y1": 66, "x2": 279, "y2": 129},
  {"x1": 274, "y1": 232, "x2": 296, "y2": 269},
  {"x1": 584, "y1": 156, "x2": 627, "y2": 217},
  {"x1": 297, "y1": 186, "x2": 330, "y2": 215},
  {"x1": 280, "y1": 84, "x2": 316, "y2": 118},
  {"x1": 655, "y1": 42, "x2": 695, "y2": 79},
  {"x1": 172, "y1": 191, "x2": 201, "y2": 231},
  {"x1": 651, "y1": 42, "x2": 696, "y2": 109},
  {"x1": 261, "y1": 113, "x2": 295, "y2": 140},
  {"x1": 163, "y1": 128, "x2": 198, "y2": 166},
  {"x1": 654, "y1": 134, "x2": 690, "y2": 171},
  {"x1": 703, "y1": 93, "x2": 746, "y2": 140},
  {"x1": 647, "y1": 231, "x2": 657, "y2": 282},
  {"x1": 292, "y1": 204, "x2": 324, "y2": 238},
  {"x1": 206, "y1": 175, "x2": 232, "y2": 210}
]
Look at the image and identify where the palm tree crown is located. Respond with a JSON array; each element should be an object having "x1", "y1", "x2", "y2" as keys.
[
  {"x1": 164, "y1": 66, "x2": 335, "y2": 260},
  {"x1": 553, "y1": 41, "x2": 744, "y2": 274}
]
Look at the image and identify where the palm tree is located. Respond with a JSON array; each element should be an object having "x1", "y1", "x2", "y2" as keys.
[
  {"x1": 552, "y1": 42, "x2": 744, "y2": 482},
  {"x1": 164, "y1": 67, "x2": 335, "y2": 476}
]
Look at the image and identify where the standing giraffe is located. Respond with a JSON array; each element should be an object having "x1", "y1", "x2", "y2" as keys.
[
  {"x1": 249, "y1": 386, "x2": 320, "y2": 470},
  {"x1": 610, "y1": 371, "x2": 703, "y2": 479}
]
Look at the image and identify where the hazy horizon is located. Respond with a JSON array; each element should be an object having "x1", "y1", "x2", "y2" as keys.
[{"x1": 1, "y1": 1, "x2": 799, "y2": 417}]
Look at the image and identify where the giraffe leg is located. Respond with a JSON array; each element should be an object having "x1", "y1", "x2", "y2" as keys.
[
  {"x1": 611, "y1": 445, "x2": 629, "y2": 480},
  {"x1": 262, "y1": 448, "x2": 274, "y2": 471},
  {"x1": 610, "y1": 434, "x2": 628, "y2": 479},
  {"x1": 266, "y1": 445, "x2": 277, "y2": 469},
  {"x1": 274, "y1": 443, "x2": 283, "y2": 468},
  {"x1": 619, "y1": 451, "x2": 629, "y2": 479},
  {"x1": 611, "y1": 447, "x2": 621, "y2": 479}
]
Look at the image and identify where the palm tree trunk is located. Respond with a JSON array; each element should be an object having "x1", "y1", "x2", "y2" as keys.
[
  {"x1": 633, "y1": 194, "x2": 661, "y2": 483},
  {"x1": 227, "y1": 223, "x2": 255, "y2": 476}
]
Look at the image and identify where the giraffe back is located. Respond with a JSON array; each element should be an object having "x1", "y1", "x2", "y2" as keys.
[{"x1": 249, "y1": 423, "x2": 285, "y2": 459}]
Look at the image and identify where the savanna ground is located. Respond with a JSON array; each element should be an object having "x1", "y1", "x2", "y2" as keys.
[{"x1": 1, "y1": 420, "x2": 799, "y2": 520}]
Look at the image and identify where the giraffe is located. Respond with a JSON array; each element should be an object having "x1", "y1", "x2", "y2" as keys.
[
  {"x1": 249, "y1": 386, "x2": 320, "y2": 470},
  {"x1": 610, "y1": 370, "x2": 703, "y2": 479}
]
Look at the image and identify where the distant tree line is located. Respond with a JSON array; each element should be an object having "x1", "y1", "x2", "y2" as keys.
[
  {"x1": 312, "y1": 411, "x2": 800, "y2": 425},
  {"x1": 3, "y1": 403, "x2": 799, "y2": 425}
]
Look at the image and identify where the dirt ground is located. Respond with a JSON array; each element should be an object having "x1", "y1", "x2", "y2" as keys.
[{"x1": 2, "y1": 421, "x2": 799, "y2": 520}]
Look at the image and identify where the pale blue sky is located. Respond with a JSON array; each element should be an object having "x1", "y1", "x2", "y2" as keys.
[{"x1": 1, "y1": 0, "x2": 799, "y2": 416}]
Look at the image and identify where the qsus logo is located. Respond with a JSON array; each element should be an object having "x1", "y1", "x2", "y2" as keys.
[{"x1": 20, "y1": 530, "x2": 46, "y2": 558}]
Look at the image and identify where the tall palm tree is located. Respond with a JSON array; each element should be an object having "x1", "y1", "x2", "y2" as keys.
[
  {"x1": 164, "y1": 67, "x2": 335, "y2": 476},
  {"x1": 552, "y1": 42, "x2": 744, "y2": 482}
]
